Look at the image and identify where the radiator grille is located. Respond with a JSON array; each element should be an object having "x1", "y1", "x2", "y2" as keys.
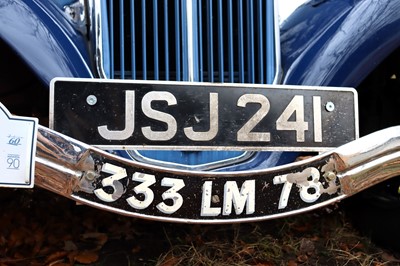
[
  {"x1": 103, "y1": 0, "x2": 277, "y2": 84},
  {"x1": 98, "y1": 0, "x2": 279, "y2": 168}
]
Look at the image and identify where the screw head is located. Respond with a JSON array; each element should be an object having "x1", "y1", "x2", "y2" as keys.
[
  {"x1": 211, "y1": 195, "x2": 220, "y2": 204},
  {"x1": 324, "y1": 171, "x2": 336, "y2": 182},
  {"x1": 325, "y1": 102, "x2": 335, "y2": 112},
  {"x1": 84, "y1": 170, "x2": 96, "y2": 181},
  {"x1": 86, "y1": 95, "x2": 97, "y2": 106}
]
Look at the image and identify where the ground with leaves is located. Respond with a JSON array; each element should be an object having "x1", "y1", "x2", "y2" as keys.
[{"x1": 0, "y1": 188, "x2": 399, "y2": 266}]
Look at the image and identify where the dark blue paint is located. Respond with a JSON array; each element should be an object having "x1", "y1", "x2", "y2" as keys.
[
  {"x1": 3, "y1": 0, "x2": 400, "y2": 172},
  {"x1": 280, "y1": 0, "x2": 400, "y2": 88},
  {"x1": 0, "y1": 0, "x2": 92, "y2": 85}
]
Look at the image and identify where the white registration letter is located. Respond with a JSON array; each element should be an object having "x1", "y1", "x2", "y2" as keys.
[
  {"x1": 200, "y1": 181, "x2": 221, "y2": 216},
  {"x1": 141, "y1": 91, "x2": 177, "y2": 141},
  {"x1": 156, "y1": 177, "x2": 185, "y2": 214},
  {"x1": 98, "y1": 90, "x2": 135, "y2": 140},
  {"x1": 184, "y1": 93, "x2": 219, "y2": 141},
  {"x1": 126, "y1": 172, "x2": 156, "y2": 210},
  {"x1": 94, "y1": 163, "x2": 127, "y2": 202},
  {"x1": 237, "y1": 94, "x2": 271, "y2": 142},
  {"x1": 223, "y1": 180, "x2": 255, "y2": 215},
  {"x1": 276, "y1": 95, "x2": 309, "y2": 142}
]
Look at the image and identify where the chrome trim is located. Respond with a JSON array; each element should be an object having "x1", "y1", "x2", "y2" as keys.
[
  {"x1": 35, "y1": 123, "x2": 400, "y2": 223},
  {"x1": 64, "y1": 0, "x2": 88, "y2": 35},
  {"x1": 273, "y1": 0, "x2": 282, "y2": 84},
  {"x1": 186, "y1": 0, "x2": 195, "y2": 82},
  {"x1": 126, "y1": 149, "x2": 255, "y2": 171},
  {"x1": 334, "y1": 126, "x2": 400, "y2": 195},
  {"x1": 127, "y1": 152, "x2": 254, "y2": 171},
  {"x1": 93, "y1": 0, "x2": 107, "y2": 78}
]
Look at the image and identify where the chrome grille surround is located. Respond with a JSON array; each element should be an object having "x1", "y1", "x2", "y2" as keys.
[{"x1": 93, "y1": 0, "x2": 282, "y2": 170}]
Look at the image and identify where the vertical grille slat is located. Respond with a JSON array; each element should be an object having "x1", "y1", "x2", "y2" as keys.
[
  {"x1": 164, "y1": 0, "x2": 169, "y2": 80},
  {"x1": 105, "y1": 0, "x2": 277, "y2": 84},
  {"x1": 119, "y1": 0, "x2": 125, "y2": 79},
  {"x1": 246, "y1": 0, "x2": 255, "y2": 83},
  {"x1": 266, "y1": 0, "x2": 275, "y2": 83},
  {"x1": 181, "y1": 0, "x2": 188, "y2": 81},
  {"x1": 109, "y1": 1, "x2": 114, "y2": 78},
  {"x1": 191, "y1": 1, "x2": 199, "y2": 81},
  {"x1": 257, "y1": 0, "x2": 264, "y2": 84},
  {"x1": 238, "y1": 0, "x2": 244, "y2": 83},
  {"x1": 130, "y1": 0, "x2": 136, "y2": 79},
  {"x1": 153, "y1": 0, "x2": 159, "y2": 80},
  {"x1": 227, "y1": 0, "x2": 234, "y2": 83},
  {"x1": 197, "y1": 0, "x2": 203, "y2": 82},
  {"x1": 175, "y1": 0, "x2": 181, "y2": 81},
  {"x1": 141, "y1": 0, "x2": 147, "y2": 79},
  {"x1": 217, "y1": 0, "x2": 223, "y2": 82},
  {"x1": 206, "y1": 0, "x2": 214, "y2": 82}
]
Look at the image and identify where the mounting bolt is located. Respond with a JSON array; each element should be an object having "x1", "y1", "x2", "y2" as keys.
[
  {"x1": 211, "y1": 195, "x2": 220, "y2": 204},
  {"x1": 86, "y1": 95, "x2": 97, "y2": 106},
  {"x1": 325, "y1": 102, "x2": 335, "y2": 112},
  {"x1": 84, "y1": 170, "x2": 96, "y2": 181},
  {"x1": 324, "y1": 171, "x2": 336, "y2": 182}
]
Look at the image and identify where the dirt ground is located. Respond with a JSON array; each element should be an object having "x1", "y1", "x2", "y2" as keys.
[{"x1": 0, "y1": 188, "x2": 399, "y2": 266}]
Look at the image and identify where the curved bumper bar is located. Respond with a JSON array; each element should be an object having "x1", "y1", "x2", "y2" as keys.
[{"x1": 35, "y1": 125, "x2": 400, "y2": 223}]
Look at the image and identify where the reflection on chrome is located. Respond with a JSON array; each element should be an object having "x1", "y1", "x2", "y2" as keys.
[{"x1": 34, "y1": 124, "x2": 400, "y2": 223}]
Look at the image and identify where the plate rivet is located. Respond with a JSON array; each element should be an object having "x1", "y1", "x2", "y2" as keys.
[
  {"x1": 325, "y1": 171, "x2": 336, "y2": 181},
  {"x1": 211, "y1": 195, "x2": 220, "y2": 204},
  {"x1": 84, "y1": 170, "x2": 96, "y2": 181},
  {"x1": 86, "y1": 95, "x2": 97, "y2": 106},
  {"x1": 325, "y1": 102, "x2": 335, "y2": 112}
]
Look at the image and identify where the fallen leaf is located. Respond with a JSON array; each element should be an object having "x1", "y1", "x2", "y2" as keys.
[
  {"x1": 63, "y1": 240, "x2": 78, "y2": 252},
  {"x1": 80, "y1": 232, "x2": 108, "y2": 250},
  {"x1": 45, "y1": 251, "x2": 68, "y2": 264},
  {"x1": 381, "y1": 251, "x2": 400, "y2": 262},
  {"x1": 8, "y1": 228, "x2": 26, "y2": 248},
  {"x1": 297, "y1": 254, "x2": 308, "y2": 263},
  {"x1": 74, "y1": 250, "x2": 99, "y2": 264},
  {"x1": 31, "y1": 229, "x2": 45, "y2": 256},
  {"x1": 48, "y1": 259, "x2": 69, "y2": 266},
  {"x1": 353, "y1": 242, "x2": 365, "y2": 250},
  {"x1": 159, "y1": 255, "x2": 181, "y2": 266},
  {"x1": 131, "y1": 245, "x2": 141, "y2": 254}
]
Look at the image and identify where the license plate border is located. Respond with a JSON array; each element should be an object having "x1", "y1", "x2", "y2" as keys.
[{"x1": 50, "y1": 78, "x2": 359, "y2": 152}]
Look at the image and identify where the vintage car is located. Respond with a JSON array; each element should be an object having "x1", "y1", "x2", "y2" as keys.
[{"x1": 1, "y1": 0, "x2": 399, "y2": 249}]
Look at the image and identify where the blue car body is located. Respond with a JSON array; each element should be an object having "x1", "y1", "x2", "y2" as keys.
[
  {"x1": 281, "y1": 0, "x2": 400, "y2": 88},
  {"x1": 1, "y1": 0, "x2": 399, "y2": 171}
]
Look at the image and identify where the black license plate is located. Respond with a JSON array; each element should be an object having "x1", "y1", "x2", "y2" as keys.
[
  {"x1": 50, "y1": 78, "x2": 358, "y2": 151},
  {"x1": 72, "y1": 151, "x2": 341, "y2": 222}
]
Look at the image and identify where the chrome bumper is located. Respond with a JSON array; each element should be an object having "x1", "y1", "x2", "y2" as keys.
[{"x1": 35, "y1": 125, "x2": 400, "y2": 223}]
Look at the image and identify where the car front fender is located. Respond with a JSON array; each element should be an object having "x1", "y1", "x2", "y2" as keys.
[
  {"x1": 0, "y1": 0, "x2": 93, "y2": 84},
  {"x1": 280, "y1": 0, "x2": 400, "y2": 88}
]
